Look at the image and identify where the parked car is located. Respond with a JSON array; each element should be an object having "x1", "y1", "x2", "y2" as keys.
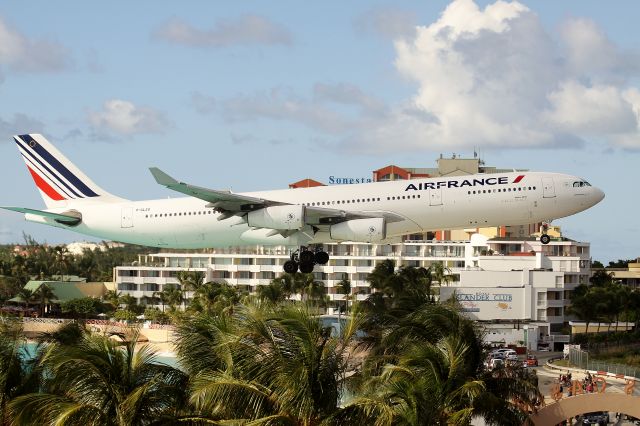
[
  {"x1": 525, "y1": 355, "x2": 538, "y2": 366},
  {"x1": 488, "y1": 351, "x2": 506, "y2": 360},
  {"x1": 501, "y1": 349, "x2": 518, "y2": 361},
  {"x1": 580, "y1": 411, "x2": 609, "y2": 425}
]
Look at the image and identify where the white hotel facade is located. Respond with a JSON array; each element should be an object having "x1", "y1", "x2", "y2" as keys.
[{"x1": 114, "y1": 233, "x2": 591, "y2": 349}]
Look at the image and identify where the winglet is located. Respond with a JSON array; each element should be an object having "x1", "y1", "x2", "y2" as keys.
[{"x1": 149, "y1": 167, "x2": 179, "y2": 186}]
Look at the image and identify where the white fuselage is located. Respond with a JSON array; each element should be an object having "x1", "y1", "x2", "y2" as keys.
[{"x1": 26, "y1": 172, "x2": 604, "y2": 248}]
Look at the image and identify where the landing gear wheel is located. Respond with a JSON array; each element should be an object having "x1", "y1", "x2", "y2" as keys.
[
  {"x1": 299, "y1": 261, "x2": 314, "y2": 274},
  {"x1": 299, "y1": 250, "x2": 315, "y2": 263},
  {"x1": 540, "y1": 234, "x2": 551, "y2": 245},
  {"x1": 314, "y1": 251, "x2": 329, "y2": 265},
  {"x1": 283, "y1": 260, "x2": 299, "y2": 274}
]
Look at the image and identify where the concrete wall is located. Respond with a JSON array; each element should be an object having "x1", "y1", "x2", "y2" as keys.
[{"x1": 22, "y1": 320, "x2": 175, "y2": 343}]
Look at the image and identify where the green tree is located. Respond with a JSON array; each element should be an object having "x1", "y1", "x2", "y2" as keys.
[
  {"x1": 60, "y1": 298, "x2": 104, "y2": 319},
  {"x1": 117, "y1": 293, "x2": 140, "y2": 314},
  {"x1": 33, "y1": 284, "x2": 57, "y2": 317},
  {"x1": 103, "y1": 290, "x2": 121, "y2": 311},
  {"x1": 0, "y1": 318, "x2": 28, "y2": 423},
  {"x1": 336, "y1": 275, "x2": 352, "y2": 314},
  {"x1": 52, "y1": 246, "x2": 72, "y2": 281},
  {"x1": 15, "y1": 288, "x2": 36, "y2": 309},
  {"x1": 567, "y1": 286, "x2": 597, "y2": 333},
  {"x1": 257, "y1": 280, "x2": 287, "y2": 304},
  {"x1": 158, "y1": 286, "x2": 183, "y2": 312},
  {"x1": 191, "y1": 282, "x2": 241, "y2": 315},
  {"x1": 9, "y1": 331, "x2": 189, "y2": 425},
  {"x1": 337, "y1": 304, "x2": 540, "y2": 425},
  {"x1": 429, "y1": 261, "x2": 453, "y2": 287},
  {"x1": 608, "y1": 259, "x2": 634, "y2": 268},
  {"x1": 113, "y1": 310, "x2": 137, "y2": 322},
  {"x1": 174, "y1": 302, "x2": 363, "y2": 424},
  {"x1": 590, "y1": 269, "x2": 615, "y2": 287}
]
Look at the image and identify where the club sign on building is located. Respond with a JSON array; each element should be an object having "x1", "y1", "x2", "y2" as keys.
[{"x1": 444, "y1": 287, "x2": 527, "y2": 321}]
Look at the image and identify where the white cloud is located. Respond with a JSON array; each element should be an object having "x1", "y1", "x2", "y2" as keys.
[
  {"x1": 0, "y1": 16, "x2": 71, "y2": 72},
  {"x1": 545, "y1": 81, "x2": 637, "y2": 134},
  {"x1": 199, "y1": 0, "x2": 640, "y2": 152},
  {"x1": 154, "y1": 15, "x2": 292, "y2": 47},
  {"x1": 374, "y1": 0, "x2": 640, "y2": 152},
  {"x1": 88, "y1": 100, "x2": 170, "y2": 136}
]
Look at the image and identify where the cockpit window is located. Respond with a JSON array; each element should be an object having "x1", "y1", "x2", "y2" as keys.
[{"x1": 573, "y1": 181, "x2": 591, "y2": 187}]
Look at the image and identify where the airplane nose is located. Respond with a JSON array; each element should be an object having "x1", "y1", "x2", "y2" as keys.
[{"x1": 593, "y1": 187, "x2": 605, "y2": 204}]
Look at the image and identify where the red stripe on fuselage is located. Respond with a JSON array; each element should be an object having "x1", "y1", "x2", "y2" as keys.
[
  {"x1": 26, "y1": 166, "x2": 65, "y2": 201},
  {"x1": 513, "y1": 175, "x2": 525, "y2": 183}
]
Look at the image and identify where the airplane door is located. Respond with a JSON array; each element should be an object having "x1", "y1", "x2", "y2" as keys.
[
  {"x1": 429, "y1": 188, "x2": 443, "y2": 206},
  {"x1": 121, "y1": 207, "x2": 134, "y2": 228},
  {"x1": 542, "y1": 177, "x2": 556, "y2": 198}
]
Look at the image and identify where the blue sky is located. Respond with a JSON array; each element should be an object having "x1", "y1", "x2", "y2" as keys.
[{"x1": 0, "y1": 0, "x2": 638, "y2": 264}]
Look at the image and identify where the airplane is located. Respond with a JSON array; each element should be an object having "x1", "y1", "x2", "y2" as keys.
[{"x1": 2, "y1": 134, "x2": 605, "y2": 273}]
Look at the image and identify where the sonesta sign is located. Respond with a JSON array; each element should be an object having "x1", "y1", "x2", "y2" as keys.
[
  {"x1": 405, "y1": 175, "x2": 524, "y2": 191},
  {"x1": 328, "y1": 176, "x2": 373, "y2": 184}
]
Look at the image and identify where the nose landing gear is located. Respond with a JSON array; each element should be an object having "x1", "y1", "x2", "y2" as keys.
[{"x1": 282, "y1": 246, "x2": 330, "y2": 274}]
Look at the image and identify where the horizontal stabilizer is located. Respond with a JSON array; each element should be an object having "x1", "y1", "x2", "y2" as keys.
[{"x1": 1, "y1": 206, "x2": 82, "y2": 226}]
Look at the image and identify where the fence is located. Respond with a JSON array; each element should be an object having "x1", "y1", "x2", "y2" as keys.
[
  {"x1": 21, "y1": 317, "x2": 73, "y2": 325},
  {"x1": 568, "y1": 347, "x2": 640, "y2": 379}
]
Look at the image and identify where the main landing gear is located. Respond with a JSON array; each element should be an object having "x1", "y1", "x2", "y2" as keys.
[
  {"x1": 540, "y1": 222, "x2": 551, "y2": 245},
  {"x1": 283, "y1": 246, "x2": 329, "y2": 274}
]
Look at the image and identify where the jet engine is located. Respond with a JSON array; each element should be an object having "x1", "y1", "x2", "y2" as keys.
[
  {"x1": 330, "y1": 218, "x2": 386, "y2": 243},
  {"x1": 247, "y1": 205, "x2": 305, "y2": 230}
]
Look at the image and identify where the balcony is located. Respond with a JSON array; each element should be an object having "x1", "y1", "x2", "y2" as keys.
[{"x1": 546, "y1": 299, "x2": 564, "y2": 308}]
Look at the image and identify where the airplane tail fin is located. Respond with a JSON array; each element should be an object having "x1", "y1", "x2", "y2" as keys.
[{"x1": 13, "y1": 134, "x2": 125, "y2": 209}]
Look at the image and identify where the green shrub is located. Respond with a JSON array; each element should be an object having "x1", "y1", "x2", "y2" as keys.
[{"x1": 113, "y1": 310, "x2": 137, "y2": 321}]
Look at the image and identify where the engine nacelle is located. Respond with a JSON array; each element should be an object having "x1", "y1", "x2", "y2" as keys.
[
  {"x1": 247, "y1": 205, "x2": 305, "y2": 230},
  {"x1": 330, "y1": 218, "x2": 386, "y2": 243}
]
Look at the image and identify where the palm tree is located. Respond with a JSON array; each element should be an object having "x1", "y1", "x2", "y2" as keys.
[
  {"x1": 429, "y1": 262, "x2": 453, "y2": 287},
  {"x1": 33, "y1": 284, "x2": 57, "y2": 317},
  {"x1": 153, "y1": 290, "x2": 169, "y2": 313},
  {"x1": 336, "y1": 275, "x2": 352, "y2": 314},
  {"x1": 336, "y1": 304, "x2": 540, "y2": 425},
  {"x1": 16, "y1": 288, "x2": 36, "y2": 310},
  {"x1": 103, "y1": 290, "x2": 121, "y2": 311},
  {"x1": 118, "y1": 293, "x2": 138, "y2": 313},
  {"x1": 367, "y1": 259, "x2": 402, "y2": 298},
  {"x1": 0, "y1": 317, "x2": 28, "y2": 423},
  {"x1": 177, "y1": 270, "x2": 205, "y2": 309},
  {"x1": 298, "y1": 273, "x2": 327, "y2": 305},
  {"x1": 52, "y1": 245, "x2": 72, "y2": 281},
  {"x1": 9, "y1": 329, "x2": 189, "y2": 425},
  {"x1": 160, "y1": 286, "x2": 183, "y2": 312},
  {"x1": 174, "y1": 302, "x2": 363, "y2": 424},
  {"x1": 257, "y1": 280, "x2": 287, "y2": 304},
  {"x1": 566, "y1": 289, "x2": 596, "y2": 333},
  {"x1": 191, "y1": 282, "x2": 241, "y2": 315}
]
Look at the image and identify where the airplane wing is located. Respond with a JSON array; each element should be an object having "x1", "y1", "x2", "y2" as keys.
[
  {"x1": 149, "y1": 167, "x2": 285, "y2": 212},
  {"x1": 149, "y1": 168, "x2": 404, "y2": 225},
  {"x1": 0, "y1": 206, "x2": 82, "y2": 225}
]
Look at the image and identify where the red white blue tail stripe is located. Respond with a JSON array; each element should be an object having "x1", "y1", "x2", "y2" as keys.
[{"x1": 14, "y1": 134, "x2": 100, "y2": 201}]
